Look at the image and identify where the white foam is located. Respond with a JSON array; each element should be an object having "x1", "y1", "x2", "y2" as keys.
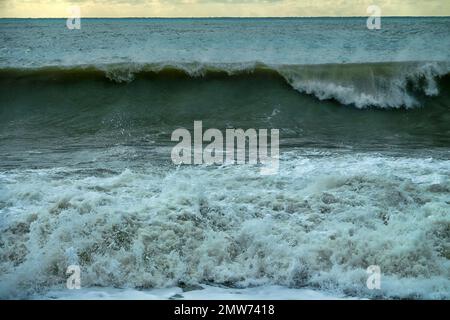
[
  {"x1": 279, "y1": 61, "x2": 449, "y2": 108},
  {"x1": 34, "y1": 285, "x2": 350, "y2": 300},
  {"x1": 0, "y1": 152, "x2": 449, "y2": 299}
]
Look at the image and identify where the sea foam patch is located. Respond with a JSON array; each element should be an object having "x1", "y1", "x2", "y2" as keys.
[{"x1": 0, "y1": 152, "x2": 448, "y2": 299}]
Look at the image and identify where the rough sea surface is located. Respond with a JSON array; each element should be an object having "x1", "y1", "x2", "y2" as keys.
[{"x1": 0, "y1": 18, "x2": 449, "y2": 299}]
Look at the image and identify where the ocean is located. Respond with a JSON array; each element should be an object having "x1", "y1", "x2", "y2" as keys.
[{"x1": 0, "y1": 17, "x2": 449, "y2": 299}]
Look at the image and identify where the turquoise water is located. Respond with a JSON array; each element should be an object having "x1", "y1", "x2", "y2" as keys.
[{"x1": 1, "y1": 17, "x2": 449, "y2": 66}]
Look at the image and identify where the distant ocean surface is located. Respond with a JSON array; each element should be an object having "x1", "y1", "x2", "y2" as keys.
[{"x1": 0, "y1": 18, "x2": 449, "y2": 299}]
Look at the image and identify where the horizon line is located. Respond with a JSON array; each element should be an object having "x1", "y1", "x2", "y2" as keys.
[{"x1": 1, "y1": 15, "x2": 449, "y2": 19}]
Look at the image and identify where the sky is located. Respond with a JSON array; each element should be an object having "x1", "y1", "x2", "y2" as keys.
[{"x1": 0, "y1": 0, "x2": 449, "y2": 18}]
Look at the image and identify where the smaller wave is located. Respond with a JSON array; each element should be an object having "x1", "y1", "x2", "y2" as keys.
[{"x1": 1, "y1": 61, "x2": 449, "y2": 109}]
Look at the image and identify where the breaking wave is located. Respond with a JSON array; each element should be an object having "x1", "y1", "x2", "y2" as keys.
[{"x1": 1, "y1": 61, "x2": 449, "y2": 109}]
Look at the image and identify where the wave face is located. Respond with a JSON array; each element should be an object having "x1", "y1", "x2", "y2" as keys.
[
  {"x1": 2, "y1": 61, "x2": 449, "y2": 109},
  {"x1": 1, "y1": 61, "x2": 449, "y2": 164}
]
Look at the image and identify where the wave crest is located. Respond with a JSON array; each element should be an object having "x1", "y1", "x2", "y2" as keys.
[
  {"x1": 1, "y1": 61, "x2": 449, "y2": 109},
  {"x1": 280, "y1": 62, "x2": 448, "y2": 108}
]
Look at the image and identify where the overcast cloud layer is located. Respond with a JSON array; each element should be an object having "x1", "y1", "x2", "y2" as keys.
[{"x1": 0, "y1": 0, "x2": 448, "y2": 18}]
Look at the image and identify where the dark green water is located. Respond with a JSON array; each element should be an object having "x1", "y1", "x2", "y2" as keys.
[{"x1": 0, "y1": 63, "x2": 449, "y2": 170}]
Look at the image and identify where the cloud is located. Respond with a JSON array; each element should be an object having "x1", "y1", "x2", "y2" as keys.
[{"x1": 0, "y1": 0, "x2": 449, "y2": 17}]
